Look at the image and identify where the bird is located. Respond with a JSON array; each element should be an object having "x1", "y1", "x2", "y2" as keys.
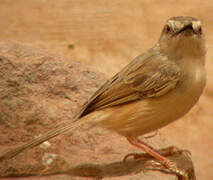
[{"x1": 0, "y1": 16, "x2": 206, "y2": 178}]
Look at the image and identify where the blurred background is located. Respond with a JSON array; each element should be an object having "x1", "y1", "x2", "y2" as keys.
[{"x1": 0, "y1": 0, "x2": 213, "y2": 179}]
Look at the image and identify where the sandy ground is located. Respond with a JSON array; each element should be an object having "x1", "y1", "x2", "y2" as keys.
[{"x1": 0, "y1": 0, "x2": 213, "y2": 179}]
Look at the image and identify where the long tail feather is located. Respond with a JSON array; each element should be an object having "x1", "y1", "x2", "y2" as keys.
[{"x1": 0, "y1": 117, "x2": 86, "y2": 162}]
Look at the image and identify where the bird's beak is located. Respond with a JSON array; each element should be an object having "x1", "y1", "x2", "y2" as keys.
[{"x1": 173, "y1": 23, "x2": 194, "y2": 36}]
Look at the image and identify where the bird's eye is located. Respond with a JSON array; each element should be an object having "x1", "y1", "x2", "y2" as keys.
[{"x1": 165, "y1": 25, "x2": 171, "y2": 34}]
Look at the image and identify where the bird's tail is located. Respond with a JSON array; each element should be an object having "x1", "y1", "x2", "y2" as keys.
[{"x1": 0, "y1": 115, "x2": 93, "y2": 162}]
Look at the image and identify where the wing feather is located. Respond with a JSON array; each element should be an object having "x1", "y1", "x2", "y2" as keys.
[{"x1": 77, "y1": 47, "x2": 181, "y2": 117}]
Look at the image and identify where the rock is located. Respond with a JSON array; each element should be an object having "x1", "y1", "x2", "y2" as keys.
[{"x1": 0, "y1": 41, "x2": 194, "y2": 180}]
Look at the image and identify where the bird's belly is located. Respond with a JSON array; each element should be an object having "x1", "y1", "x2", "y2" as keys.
[{"x1": 98, "y1": 72, "x2": 205, "y2": 137}]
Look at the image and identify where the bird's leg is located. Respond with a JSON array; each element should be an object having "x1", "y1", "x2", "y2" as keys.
[
  {"x1": 124, "y1": 145, "x2": 190, "y2": 161},
  {"x1": 124, "y1": 137, "x2": 188, "y2": 179}
]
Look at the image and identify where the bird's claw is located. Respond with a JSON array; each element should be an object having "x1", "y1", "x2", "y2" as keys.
[
  {"x1": 123, "y1": 153, "x2": 146, "y2": 162},
  {"x1": 144, "y1": 159, "x2": 188, "y2": 180}
]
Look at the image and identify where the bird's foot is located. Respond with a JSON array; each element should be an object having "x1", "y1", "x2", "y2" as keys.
[
  {"x1": 144, "y1": 159, "x2": 188, "y2": 180},
  {"x1": 123, "y1": 152, "x2": 188, "y2": 179},
  {"x1": 123, "y1": 146, "x2": 190, "y2": 162},
  {"x1": 123, "y1": 145, "x2": 191, "y2": 180}
]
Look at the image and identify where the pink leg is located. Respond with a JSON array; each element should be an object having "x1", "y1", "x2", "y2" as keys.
[{"x1": 125, "y1": 137, "x2": 187, "y2": 179}]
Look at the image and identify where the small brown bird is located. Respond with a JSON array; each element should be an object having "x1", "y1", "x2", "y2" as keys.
[{"x1": 0, "y1": 16, "x2": 206, "y2": 178}]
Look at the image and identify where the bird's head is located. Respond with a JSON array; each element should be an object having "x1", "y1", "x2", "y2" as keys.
[{"x1": 159, "y1": 16, "x2": 206, "y2": 58}]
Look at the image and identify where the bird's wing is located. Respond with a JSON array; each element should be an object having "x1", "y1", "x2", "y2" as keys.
[{"x1": 78, "y1": 48, "x2": 182, "y2": 117}]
